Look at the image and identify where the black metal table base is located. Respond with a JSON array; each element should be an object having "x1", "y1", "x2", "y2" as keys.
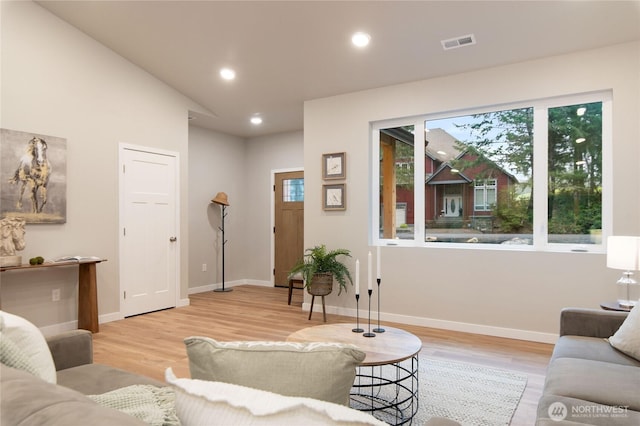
[{"x1": 350, "y1": 355, "x2": 419, "y2": 425}]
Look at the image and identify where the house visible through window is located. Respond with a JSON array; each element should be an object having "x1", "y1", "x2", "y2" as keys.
[{"x1": 372, "y1": 92, "x2": 610, "y2": 252}]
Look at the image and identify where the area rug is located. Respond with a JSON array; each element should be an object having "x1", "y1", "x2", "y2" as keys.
[
  {"x1": 419, "y1": 357, "x2": 528, "y2": 425},
  {"x1": 352, "y1": 357, "x2": 528, "y2": 425}
]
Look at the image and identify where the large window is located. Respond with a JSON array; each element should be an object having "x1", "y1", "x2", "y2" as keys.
[{"x1": 372, "y1": 92, "x2": 610, "y2": 251}]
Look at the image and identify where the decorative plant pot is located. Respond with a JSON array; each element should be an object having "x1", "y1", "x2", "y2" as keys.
[{"x1": 307, "y1": 273, "x2": 333, "y2": 296}]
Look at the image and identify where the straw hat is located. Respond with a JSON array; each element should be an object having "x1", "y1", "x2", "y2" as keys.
[{"x1": 211, "y1": 192, "x2": 230, "y2": 206}]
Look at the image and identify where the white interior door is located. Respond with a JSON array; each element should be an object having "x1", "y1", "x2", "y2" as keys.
[{"x1": 120, "y1": 146, "x2": 178, "y2": 317}]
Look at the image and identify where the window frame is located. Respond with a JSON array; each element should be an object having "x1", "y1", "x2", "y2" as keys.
[
  {"x1": 370, "y1": 91, "x2": 612, "y2": 253},
  {"x1": 474, "y1": 179, "x2": 497, "y2": 212}
]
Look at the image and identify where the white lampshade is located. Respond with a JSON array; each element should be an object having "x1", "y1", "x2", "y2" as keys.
[{"x1": 607, "y1": 236, "x2": 640, "y2": 271}]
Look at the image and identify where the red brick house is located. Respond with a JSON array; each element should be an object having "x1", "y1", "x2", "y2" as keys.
[{"x1": 391, "y1": 128, "x2": 518, "y2": 231}]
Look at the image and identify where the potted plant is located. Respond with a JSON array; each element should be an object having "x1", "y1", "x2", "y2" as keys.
[{"x1": 289, "y1": 244, "x2": 353, "y2": 296}]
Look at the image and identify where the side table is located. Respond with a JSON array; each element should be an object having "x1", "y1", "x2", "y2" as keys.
[{"x1": 600, "y1": 301, "x2": 632, "y2": 312}]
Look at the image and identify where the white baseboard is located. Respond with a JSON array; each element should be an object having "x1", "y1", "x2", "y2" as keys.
[
  {"x1": 304, "y1": 303, "x2": 558, "y2": 344},
  {"x1": 100, "y1": 311, "x2": 124, "y2": 324},
  {"x1": 187, "y1": 279, "x2": 271, "y2": 294},
  {"x1": 42, "y1": 282, "x2": 557, "y2": 344}
]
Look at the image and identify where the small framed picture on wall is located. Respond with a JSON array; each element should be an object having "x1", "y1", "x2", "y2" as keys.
[
  {"x1": 323, "y1": 183, "x2": 346, "y2": 211},
  {"x1": 322, "y1": 152, "x2": 346, "y2": 180}
]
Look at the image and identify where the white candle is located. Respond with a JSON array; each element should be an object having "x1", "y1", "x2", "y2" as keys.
[
  {"x1": 355, "y1": 259, "x2": 360, "y2": 295},
  {"x1": 368, "y1": 251, "x2": 372, "y2": 290},
  {"x1": 376, "y1": 246, "x2": 381, "y2": 280}
]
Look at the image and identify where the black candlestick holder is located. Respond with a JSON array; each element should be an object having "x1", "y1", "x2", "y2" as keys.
[
  {"x1": 373, "y1": 278, "x2": 385, "y2": 333},
  {"x1": 352, "y1": 293, "x2": 364, "y2": 333},
  {"x1": 363, "y1": 288, "x2": 375, "y2": 337}
]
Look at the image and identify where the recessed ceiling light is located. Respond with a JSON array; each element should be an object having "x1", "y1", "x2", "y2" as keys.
[
  {"x1": 220, "y1": 68, "x2": 236, "y2": 80},
  {"x1": 351, "y1": 32, "x2": 371, "y2": 48},
  {"x1": 250, "y1": 117, "x2": 263, "y2": 125}
]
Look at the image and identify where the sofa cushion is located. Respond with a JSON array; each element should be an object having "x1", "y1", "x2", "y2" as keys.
[
  {"x1": 0, "y1": 364, "x2": 146, "y2": 426},
  {"x1": 0, "y1": 310, "x2": 56, "y2": 383},
  {"x1": 552, "y1": 336, "x2": 640, "y2": 367},
  {"x1": 165, "y1": 367, "x2": 386, "y2": 426},
  {"x1": 88, "y1": 384, "x2": 179, "y2": 426},
  {"x1": 537, "y1": 393, "x2": 640, "y2": 425},
  {"x1": 184, "y1": 337, "x2": 365, "y2": 406},
  {"x1": 609, "y1": 304, "x2": 640, "y2": 362},
  {"x1": 57, "y1": 363, "x2": 164, "y2": 395},
  {"x1": 544, "y1": 358, "x2": 640, "y2": 412}
]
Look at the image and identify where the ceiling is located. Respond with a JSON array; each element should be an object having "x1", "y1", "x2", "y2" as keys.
[{"x1": 38, "y1": 1, "x2": 640, "y2": 138}]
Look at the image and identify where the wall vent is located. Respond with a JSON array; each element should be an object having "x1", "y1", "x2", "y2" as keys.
[{"x1": 441, "y1": 34, "x2": 476, "y2": 51}]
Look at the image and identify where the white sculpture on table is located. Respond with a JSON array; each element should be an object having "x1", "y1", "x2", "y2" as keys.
[{"x1": 0, "y1": 217, "x2": 26, "y2": 267}]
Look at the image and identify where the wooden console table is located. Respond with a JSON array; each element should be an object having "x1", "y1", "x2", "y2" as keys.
[{"x1": 1, "y1": 259, "x2": 105, "y2": 333}]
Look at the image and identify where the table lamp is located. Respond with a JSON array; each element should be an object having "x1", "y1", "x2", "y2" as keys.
[{"x1": 606, "y1": 236, "x2": 640, "y2": 308}]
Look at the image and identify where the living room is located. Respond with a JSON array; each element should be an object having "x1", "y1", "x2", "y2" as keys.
[{"x1": 1, "y1": 1, "x2": 639, "y2": 425}]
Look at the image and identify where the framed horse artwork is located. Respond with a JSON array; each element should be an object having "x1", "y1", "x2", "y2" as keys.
[{"x1": 1, "y1": 129, "x2": 67, "y2": 224}]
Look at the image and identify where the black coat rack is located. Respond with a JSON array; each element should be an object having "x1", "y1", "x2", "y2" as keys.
[{"x1": 212, "y1": 192, "x2": 232, "y2": 292}]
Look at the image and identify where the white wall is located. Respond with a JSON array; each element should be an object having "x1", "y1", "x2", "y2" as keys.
[
  {"x1": 187, "y1": 126, "x2": 246, "y2": 289},
  {"x1": 304, "y1": 42, "x2": 640, "y2": 342},
  {"x1": 187, "y1": 128, "x2": 304, "y2": 290},
  {"x1": 1, "y1": 1, "x2": 207, "y2": 328},
  {"x1": 244, "y1": 131, "x2": 304, "y2": 282}
]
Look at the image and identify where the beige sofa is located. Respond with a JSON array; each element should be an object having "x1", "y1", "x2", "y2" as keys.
[
  {"x1": 2, "y1": 329, "x2": 160, "y2": 425},
  {"x1": 1, "y1": 326, "x2": 387, "y2": 426},
  {"x1": 536, "y1": 308, "x2": 640, "y2": 425}
]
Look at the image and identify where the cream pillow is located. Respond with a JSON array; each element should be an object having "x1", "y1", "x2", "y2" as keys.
[
  {"x1": 165, "y1": 368, "x2": 386, "y2": 426},
  {"x1": 184, "y1": 337, "x2": 365, "y2": 406},
  {"x1": 609, "y1": 303, "x2": 640, "y2": 361},
  {"x1": 0, "y1": 310, "x2": 56, "y2": 383},
  {"x1": 0, "y1": 330, "x2": 41, "y2": 377}
]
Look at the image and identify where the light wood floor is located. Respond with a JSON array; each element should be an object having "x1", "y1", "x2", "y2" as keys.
[{"x1": 93, "y1": 285, "x2": 553, "y2": 425}]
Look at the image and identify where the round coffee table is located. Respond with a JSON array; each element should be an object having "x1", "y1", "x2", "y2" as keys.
[{"x1": 287, "y1": 323, "x2": 421, "y2": 425}]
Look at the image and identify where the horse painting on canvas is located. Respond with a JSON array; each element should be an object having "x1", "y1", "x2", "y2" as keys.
[
  {"x1": 1, "y1": 129, "x2": 66, "y2": 223},
  {"x1": 9, "y1": 137, "x2": 51, "y2": 214}
]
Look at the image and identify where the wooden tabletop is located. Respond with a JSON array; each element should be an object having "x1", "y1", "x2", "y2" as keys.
[
  {"x1": 287, "y1": 323, "x2": 422, "y2": 366},
  {"x1": 1, "y1": 259, "x2": 105, "y2": 272}
]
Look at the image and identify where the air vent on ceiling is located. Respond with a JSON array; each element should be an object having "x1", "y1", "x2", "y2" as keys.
[{"x1": 441, "y1": 34, "x2": 476, "y2": 51}]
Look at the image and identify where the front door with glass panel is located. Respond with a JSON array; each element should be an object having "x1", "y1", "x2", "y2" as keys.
[
  {"x1": 444, "y1": 195, "x2": 462, "y2": 217},
  {"x1": 274, "y1": 171, "x2": 304, "y2": 287}
]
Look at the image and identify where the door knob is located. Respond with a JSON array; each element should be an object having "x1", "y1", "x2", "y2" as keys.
[{"x1": 169, "y1": 237, "x2": 177, "y2": 242}]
